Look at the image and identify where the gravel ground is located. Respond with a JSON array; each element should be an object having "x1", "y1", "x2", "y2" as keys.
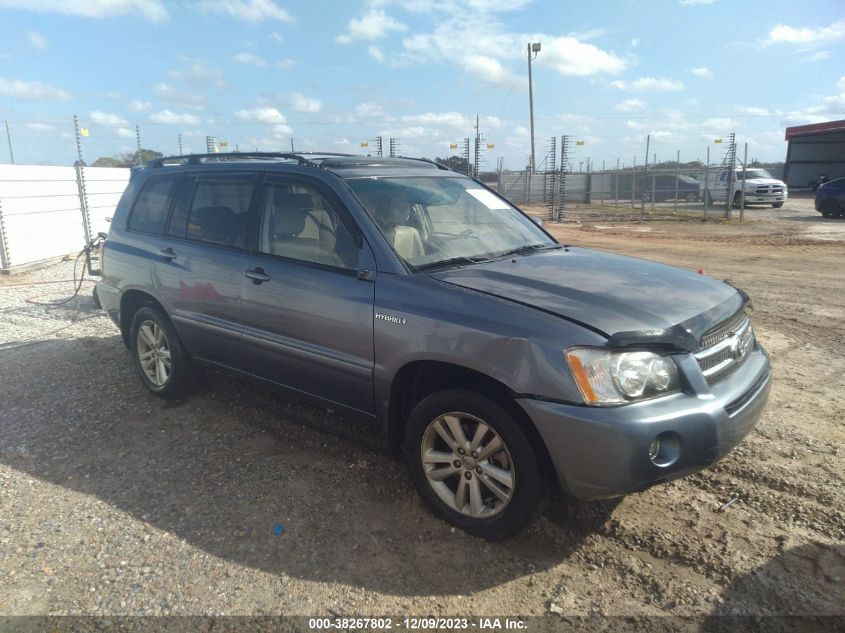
[{"x1": 0, "y1": 196, "x2": 843, "y2": 626}]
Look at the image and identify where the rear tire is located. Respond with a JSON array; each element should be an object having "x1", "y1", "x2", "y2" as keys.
[
  {"x1": 732, "y1": 191, "x2": 742, "y2": 209},
  {"x1": 772, "y1": 202, "x2": 784, "y2": 208},
  {"x1": 130, "y1": 305, "x2": 197, "y2": 399},
  {"x1": 403, "y1": 389, "x2": 546, "y2": 540},
  {"x1": 820, "y1": 200, "x2": 840, "y2": 218}
]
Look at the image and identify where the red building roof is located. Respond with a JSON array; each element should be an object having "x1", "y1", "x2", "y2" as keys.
[{"x1": 784, "y1": 119, "x2": 845, "y2": 140}]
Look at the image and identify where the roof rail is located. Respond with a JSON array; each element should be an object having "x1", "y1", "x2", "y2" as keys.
[
  {"x1": 146, "y1": 152, "x2": 321, "y2": 169},
  {"x1": 397, "y1": 156, "x2": 451, "y2": 171}
]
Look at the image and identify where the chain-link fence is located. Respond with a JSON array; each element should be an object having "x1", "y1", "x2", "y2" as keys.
[{"x1": 495, "y1": 133, "x2": 787, "y2": 223}]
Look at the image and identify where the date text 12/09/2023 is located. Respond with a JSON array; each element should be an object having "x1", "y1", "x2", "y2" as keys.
[{"x1": 307, "y1": 617, "x2": 527, "y2": 630}]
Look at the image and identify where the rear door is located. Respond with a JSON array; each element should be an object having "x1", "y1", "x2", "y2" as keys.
[
  {"x1": 239, "y1": 175, "x2": 376, "y2": 414},
  {"x1": 155, "y1": 172, "x2": 259, "y2": 364}
]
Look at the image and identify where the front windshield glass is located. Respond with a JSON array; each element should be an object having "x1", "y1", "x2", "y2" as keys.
[
  {"x1": 737, "y1": 169, "x2": 773, "y2": 180},
  {"x1": 348, "y1": 176, "x2": 555, "y2": 269}
]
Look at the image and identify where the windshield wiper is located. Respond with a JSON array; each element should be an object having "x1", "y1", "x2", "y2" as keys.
[
  {"x1": 496, "y1": 243, "x2": 560, "y2": 259},
  {"x1": 413, "y1": 255, "x2": 494, "y2": 271}
]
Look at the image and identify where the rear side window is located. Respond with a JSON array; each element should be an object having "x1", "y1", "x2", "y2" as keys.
[
  {"x1": 184, "y1": 180, "x2": 255, "y2": 249},
  {"x1": 127, "y1": 175, "x2": 179, "y2": 234}
]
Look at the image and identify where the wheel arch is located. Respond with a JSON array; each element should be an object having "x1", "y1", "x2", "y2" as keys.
[
  {"x1": 386, "y1": 360, "x2": 558, "y2": 487},
  {"x1": 119, "y1": 289, "x2": 167, "y2": 349}
]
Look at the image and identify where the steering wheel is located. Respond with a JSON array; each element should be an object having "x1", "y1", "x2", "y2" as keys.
[{"x1": 451, "y1": 228, "x2": 476, "y2": 240}]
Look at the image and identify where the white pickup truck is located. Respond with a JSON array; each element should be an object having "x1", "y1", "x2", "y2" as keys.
[{"x1": 701, "y1": 168, "x2": 788, "y2": 208}]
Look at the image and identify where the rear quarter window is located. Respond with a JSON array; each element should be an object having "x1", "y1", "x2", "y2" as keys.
[{"x1": 127, "y1": 175, "x2": 180, "y2": 234}]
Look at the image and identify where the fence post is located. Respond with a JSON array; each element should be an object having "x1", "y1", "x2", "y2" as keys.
[
  {"x1": 614, "y1": 158, "x2": 620, "y2": 207},
  {"x1": 740, "y1": 143, "x2": 748, "y2": 223},
  {"x1": 651, "y1": 170, "x2": 656, "y2": 214},
  {"x1": 631, "y1": 157, "x2": 636, "y2": 209},
  {"x1": 704, "y1": 146, "x2": 710, "y2": 219},
  {"x1": 674, "y1": 150, "x2": 680, "y2": 214},
  {"x1": 0, "y1": 198, "x2": 9, "y2": 270},
  {"x1": 75, "y1": 163, "x2": 92, "y2": 248}
]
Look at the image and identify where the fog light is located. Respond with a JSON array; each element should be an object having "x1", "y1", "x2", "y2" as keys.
[{"x1": 648, "y1": 432, "x2": 682, "y2": 467}]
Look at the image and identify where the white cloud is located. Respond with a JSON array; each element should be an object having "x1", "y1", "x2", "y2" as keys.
[
  {"x1": 766, "y1": 18, "x2": 845, "y2": 45},
  {"x1": 270, "y1": 31, "x2": 284, "y2": 42},
  {"x1": 368, "y1": 45, "x2": 385, "y2": 62},
  {"x1": 336, "y1": 9, "x2": 407, "y2": 43},
  {"x1": 460, "y1": 55, "x2": 512, "y2": 84},
  {"x1": 0, "y1": 0, "x2": 168, "y2": 22},
  {"x1": 149, "y1": 110, "x2": 201, "y2": 124},
  {"x1": 154, "y1": 82, "x2": 206, "y2": 110},
  {"x1": 26, "y1": 122, "x2": 54, "y2": 132},
  {"x1": 116, "y1": 127, "x2": 136, "y2": 139},
  {"x1": 805, "y1": 51, "x2": 831, "y2": 61},
  {"x1": 273, "y1": 123, "x2": 293, "y2": 136},
  {"x1": 691, "y1": 67, "x2": 713, "y2": 78},
  {"x1": 355, "y1": 102, "x2": 384, "y2": 117},
  {"x1": 275, "y1": 58, "x2": 295, "y2": 69},
  {"x1": 401, "y1": 112, "x2": 471, "y2": 130},
  {"x1": 679, "y1": 0, "x2": 717, "y2": 5},
  {"x1": 0, "y1": 78, "x2": 70, "y2": 100},
  {"x1": 286, "y1": 93, "x2": 323, "y2": 113},
  {"x1": 168, "y1": 62, "x2": 227, "y2": 90},
  {"x1": 233, "y1": 52, "x2": 267, "y2": 67},
  {"x1": 615, "y1": 98, "x2": 645, "y2": 111},
  {"x1": 839, "y1": 76, "x2": 845, "y2": 90},
  {"x1": 609, "y1": 77, "x2": 684, "y2": 92},
  {"x1": 540, "y1": 36, "x2": 627, "y2": 76},
  {"x1": 26, "y1": 31, "x2": 47, "y2": 49},
  {"x1": 128, "y1": 99, "x2": 151, "y2": 112},
  {"x1": 196, "y1": 0, "x2": 291, "y2": 23},
  {"x1": 90, "y1": 110, "x2": 129, "y2": 127},
  {"x1": 736, "y1": 106, "x2": 772, "y2": 116},
  {"x1": 235, "y1": 106, "x2": 288, "y2": 124}
]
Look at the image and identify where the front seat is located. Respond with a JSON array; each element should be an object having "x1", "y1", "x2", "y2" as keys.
[{"x1": 366, "y1": 192, "x2": 424, "y2": 261}]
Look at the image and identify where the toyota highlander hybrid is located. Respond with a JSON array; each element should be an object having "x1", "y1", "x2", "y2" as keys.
[{"x1": 96, "y1": 153, "x2": 772, "y2": 539}]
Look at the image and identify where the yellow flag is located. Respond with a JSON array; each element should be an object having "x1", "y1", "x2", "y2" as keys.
[
  {"x1": 80, "y1": 128, "x2": 89, "y2": 137},
  {"x1": 714, "y1": 138, "x2": 723, "y2": 144},
  {"x1": 449, "y1": 143, "x2": 458, "y2": 149},
  {"x1": 219, "y1": 141, "x2": 229, "y2": 148},
  {"x1": 360, "y1": 142, "x2": 369, "y2": 147},
  {"x1": 486, "y1": 143, "x2": 494, "y2": 149},
  {"x1": 576, "y1": 140, "x2": 585, "y2": 146}
]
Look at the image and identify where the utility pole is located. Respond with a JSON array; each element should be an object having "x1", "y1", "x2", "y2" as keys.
[
  {"x1": 375, "y1": 136, "x2": 383, "y2": 157},
  {"x1": 527, "y1": 42, "x2": 541, "y2": 173},
  {"x1": 4, "y1": 120, "x2": 14, "y2": 164},
  {"x1": 135, "y1": 125, "x2": 142, "y2": 164},
  {"x1": 473, "y1": 115, "x2": 481, "y2": 178},
  {"x1": 290, "y1": 137, "x2": 295, "y2": 152},
  {"x1": 178, "y1": 133, "x2": 183, "y2": 156}
]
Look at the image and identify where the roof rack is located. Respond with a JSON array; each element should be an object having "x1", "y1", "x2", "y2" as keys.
[
  {"x1": 146, "y1": 152, "x2": 322, "y2": 169},
  {"x1": 399, "y1": 156, "x2": 451, "y2": 171}
]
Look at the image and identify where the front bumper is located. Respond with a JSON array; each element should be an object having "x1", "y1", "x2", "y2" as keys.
[{"x1": 519, "y1": 346, "x2": 771, "y2": 501}]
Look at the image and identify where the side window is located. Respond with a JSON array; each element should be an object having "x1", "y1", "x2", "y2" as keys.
[
  {"x1": 127, "y1": 175, "x2": 179, "y2": 234},
  {"x1": 184, "y1": 179, "x2": 255, "y2": 249},
  {"x1": 259, "y1": 181, "x2": 358, "y2": 270}
]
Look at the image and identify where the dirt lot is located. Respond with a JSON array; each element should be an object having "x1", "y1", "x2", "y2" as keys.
[{"x1": 0, "y1": 195, "x2": 843, "y2": 625}]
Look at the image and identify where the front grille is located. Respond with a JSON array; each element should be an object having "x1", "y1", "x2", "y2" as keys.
[
  {"x1": 696, "y1": 312, "x2": 754, "y2": 386},
  {"x1": 755, "y1": 186, "x2": 769, "y2": 195},
  {"x1": 700, "y1": 310, "x2": 747, "y2": 349},
  {"x1": 772, "y1": 185, "x2": 783, "y2": 193}
]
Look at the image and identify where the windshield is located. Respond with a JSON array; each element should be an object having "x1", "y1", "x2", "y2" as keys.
[
  {"x1": 737, "y1": 169, "x2": 773, "y2": 180},
  {"x1": 348, "y1": 176, "x2": 555, "y2": 269}
]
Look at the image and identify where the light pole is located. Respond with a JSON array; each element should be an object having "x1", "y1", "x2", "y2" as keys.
[{"x1": 527, "y1": 41, "x2": 540, "y2": 172}]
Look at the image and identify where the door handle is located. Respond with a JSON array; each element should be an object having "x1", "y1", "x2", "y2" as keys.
[
  {"x1": 159, "y1": 247, "x2": 177, "y2": 260},
  {"x1": 245, "y1": 267, "x2": 271, "y2": 284}
]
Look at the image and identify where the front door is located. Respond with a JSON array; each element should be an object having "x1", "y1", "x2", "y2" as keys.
[{"x1": 239, "y1": 176, "x2": 376, "y2": 414}]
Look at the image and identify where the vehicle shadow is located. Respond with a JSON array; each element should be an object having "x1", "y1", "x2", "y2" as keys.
[
  {"x1": 0, "y1": 335, "x2": 617, "y2": 597},
  {"x1": 702, "y1": 542, "x2": 845, "y2": 633}
]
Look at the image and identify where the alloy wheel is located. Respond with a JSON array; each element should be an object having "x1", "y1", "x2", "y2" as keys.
[
  {"x1": 137, "y1": 320, "x2": 172, "y2": 387},
  {"x1": 420, "y1": 412, "x2": 515, "y2": 518}
]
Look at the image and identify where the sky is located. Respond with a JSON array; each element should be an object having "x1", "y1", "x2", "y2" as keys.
[{"x1": 0, "y1": 0, "x2": 844, "y2": 169}]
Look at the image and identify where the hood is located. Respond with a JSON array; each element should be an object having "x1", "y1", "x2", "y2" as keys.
[
  {"x1": 430, "y1": 247, "x2": 743, "y2": 349},
  {"x1": 744, "y1": 177, "x2": 784, "y2": 186}
]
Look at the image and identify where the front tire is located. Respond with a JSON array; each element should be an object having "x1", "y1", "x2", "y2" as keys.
[
  {"x1": 772, "y1": 202, "x2": 784, "y2": 208},
  {"x1": 403, "y1": 389, "x2": 546, "y2": 540},
  {"x1": 820, "y1": 200, "x2": 840, "y2": 218},
  {"x1": 130, "y1": 305, "x2": 196, "y2": 399}
]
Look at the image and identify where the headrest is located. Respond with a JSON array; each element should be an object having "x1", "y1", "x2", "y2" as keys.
[
  {"x1": 193, "y1": 206, "x2": 234, "y2": 227},
  {"x1": 360, "y1": 191, "x2": 408, "y2": 227}
]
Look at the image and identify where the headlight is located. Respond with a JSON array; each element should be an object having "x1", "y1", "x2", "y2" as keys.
[
  {"x1": 565, "y1": 348, "x2": 680, "y2": 406},
  {"x1": 744, "y1": 184, "x2": 755, "y2": 192}
]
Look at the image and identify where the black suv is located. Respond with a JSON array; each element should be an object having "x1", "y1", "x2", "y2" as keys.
[{"x1": 97, "y1": 152, "x2": 771, "y2": 539}]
